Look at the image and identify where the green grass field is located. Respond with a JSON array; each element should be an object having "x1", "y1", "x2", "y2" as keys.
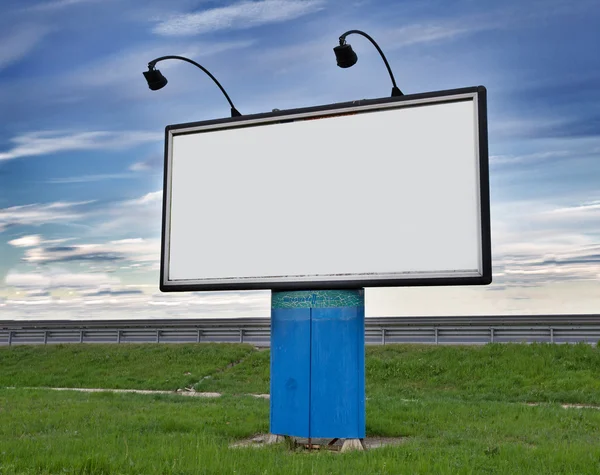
[
  {"x1": 0, "y1": 343, "x2": 255, "y2": 390},
  {"x1": 1, "y1": 342, "x2": 600, "y2": 474}
]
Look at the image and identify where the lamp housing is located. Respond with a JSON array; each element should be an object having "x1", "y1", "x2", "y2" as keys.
[
  {"x1": 143, "y1": 68, "x2": 168, "y2": 91},
  {"x1": 334, "y1": 43, "x2": 358, "y2": 68}
]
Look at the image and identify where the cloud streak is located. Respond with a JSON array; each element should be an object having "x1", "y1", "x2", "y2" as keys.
[
  {"x1": 46, "y1": 173, "x2": 136, "y2": 184},
  {"x1": 491, "y1": 196, "x2": 600, "y2": 286},
  {"x1": 1, "y1": 189, "x2": 163, "y2": 242},
  {"x1": 129, "y1": 154, "x2": 163, "y2": 172},
  {"x1": 5, "y1": 270, "x2": 120, "y2": 289},
  {"x1": 66, "y1": 39, "x2": 256, "y2": 92},
  {"x1": 545, "y1": 201, "x2": 600, "y2": 218},
  {"x1": 0, "y1": 130, "x2": 161, "y2": 161},
  {"x1": 381, "y1": 22, "x2": 494, "y2": 50},
  {"x1": 12, "y1": 236, "x2": 160, "y2": 265},
  {"x1": 0, "y1": 201, "x2": 94, "y2": 232},
  {"x1": 153, "y1": 0, "x2": 324, "y2": 36},
  {"x1": 0, "y1": 24, "x2": 52, "y2": 71},
  {"x1": 7, "y1": 235, "x2": 42, "y2": 247},
  {"x1": 25, "y1": 0, "x2": 103, "y2": 12},
  {"x1": 93, "y1": 191, "x2": 162, "y2": 237}
]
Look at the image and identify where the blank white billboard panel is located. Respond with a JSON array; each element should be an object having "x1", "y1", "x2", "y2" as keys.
[{"x1": 161, "y1": 87, "x2": 491, "y2": 291}]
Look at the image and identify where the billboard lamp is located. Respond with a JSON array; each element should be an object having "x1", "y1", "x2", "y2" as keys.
[
  {"x1": 143, "y1": 55, "x2": 242, "y2": 117},
  {"x1": 334, "y1": 30, "x2": 403, "y2": 97}
]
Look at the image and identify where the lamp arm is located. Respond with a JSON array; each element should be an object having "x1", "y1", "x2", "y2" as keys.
[
  {"x1": 148, "y1": 55, "x2": 241, "y2": 116},
  {"x1": 339, "y1": 30, "x2": 401, "y2": 93}
]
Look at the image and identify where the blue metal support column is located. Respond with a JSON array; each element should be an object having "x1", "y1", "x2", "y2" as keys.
[
  {"x1": 270, "y1": 293, "x2": 311, "y2": 437},
  {"x1": 270, "y1": 290, "x2": 365, "y2": 439}
]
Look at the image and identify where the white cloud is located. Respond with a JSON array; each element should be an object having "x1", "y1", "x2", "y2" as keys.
[
  {"x1": 490, "y1": 197, "x2": 600, "y2": 286},
  {"x1": 1, "y1": 189, "x2": 163, "y2": 241},
  {"x1": 494, "y1": 262, "x2": 600, "y2": 287},
  {"x1": 5, "y1": 272, "x2": 48, "y2": 288},
  {"x1": 2, "y1": 272, "x2": 270, "y2": 320},
  {"x1": 127, "y1": 191, "x2": 162, "y2": 206},
  {"x1": 79, "y1": 287, "x2": 144, "y2": 297},
  {"x1": 545, "y1": 201, "x2": 600, "y2": 218},
  {"x1": 108, "y1": 238, "x2": 160, "y2": 262},
  {"x1": 367, "y1": 280, "x2": 600, "y2": 316},
  {"x1": 129, "y1": 162, "x2": 150, "y2": 172},
  {"x1": 25, "y1": 289, "x2": 51, "y2": 297},
  {"x1": 0, "y1": 130, "x2": 161, "y2": 161},
  {"x1": 381, "y1": 23, "x2": 489, "y2": 50},
  {"x1": 153, "y1": 0, "x2": 324, "y2": 36},
  {"x1": 0, "y1": 200, "x2": 93, "y2": 233},
  {"x1": 46, "y1": 173, "x2": 135, "y2": 184},
  {"x1": 17, "y1": 237, "x2": 160, "y2": 265},
  {"x1": 8, "y1": 235, "x2": 42, "y2": 247},
  {"x1": 490, "y1": 150, "x2": 572, "y2": 166},
  {"x1": 25, "y1": 0, "x2": 102, "y2": 12},
  {"x1": 144, "y1": 289, "x2": 270, "y2": 316},
  {"x1": 129, "y1": 154, "x2": 163, "y2": 172},
  {"x1": 7, "y1": 235, "x2": 74, "y2": 247},
  {"x1": 5, "y1": 270, "x2": 120, "y2": 289},
  {"x1": 0, "y1": 25, "x2": 53, "y2": 71},
  {"x1": 93, "y1": 190, "x2": 163, "y2": 236}
]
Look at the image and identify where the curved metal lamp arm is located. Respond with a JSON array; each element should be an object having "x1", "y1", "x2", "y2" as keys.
[
  {"x1": 148, "y1": 55, "x2": 241, "y2": 116},
  {"x1": 339, "y1": 30, "x2": 403, "y2": 96}
]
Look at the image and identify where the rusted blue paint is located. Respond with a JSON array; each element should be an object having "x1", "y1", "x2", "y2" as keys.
[
  {"x1": 270, "y1": 290, "x2": 365, "y2": 439},
  {"x1": 271, "y1": 290, "x2": 364, "y2": 309}
]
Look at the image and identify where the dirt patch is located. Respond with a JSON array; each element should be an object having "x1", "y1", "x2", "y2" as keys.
[
  {"x1": 38, "y1": 387, "x2": 222, "y2": 398},
  {"x1": 8, "y1": 386, "x2": 275, "y2": 399},
  {"x1": 249, "y1": 394, "x2": 270, "y2": 399},
  {"x1": 560, "y1": 403, "x2": 600, "y2": 410},
  {"x1": 230, "y1": 434, "x2": 407, "y2": 451},
  {"x1": 526, "y1": 402, "x2": 600, "y2": 410}
]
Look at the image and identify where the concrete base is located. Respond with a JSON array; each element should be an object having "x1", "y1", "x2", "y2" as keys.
[
  {"x1": 340, "y1": 439, "x2": 366, "y2": 453},
  {"x1": 265, "y1": 434, "x2": 285, "y2": 444},
  {"x1": 265, "y1": 435, "x2": 367, "y2": 451}
]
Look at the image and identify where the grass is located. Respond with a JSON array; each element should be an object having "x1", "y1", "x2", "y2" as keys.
[
  {"x1": 195, "y1": 348, "x2": 270, "y2": 394},
  {"x1": 196, "y1": 342, "x2": 600, "y2": 404},
  {"x1": 0, "y1": 343, "x2": 254, "y2": 390},
  {"x1": 1, "y1": 342, "x2": 600, "y2": 473},
  {"x1": 364, "y1": 343, "x2": 600, "y2": 404},
  {"x1": 1, "y1": 389, "x2": 600, "y2": 474},
  {"x1": 0, "y1": 389, "x2": 269, "y2": 474}
]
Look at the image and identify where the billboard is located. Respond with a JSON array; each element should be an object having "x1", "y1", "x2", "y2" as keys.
[{"x1": 161, "y1": 86, "x2": 491, "y2": 291}]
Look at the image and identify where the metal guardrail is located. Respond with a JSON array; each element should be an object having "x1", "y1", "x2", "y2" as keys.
[{"x1": 1, "y1": 315, "x2": 599, "y2": 346}]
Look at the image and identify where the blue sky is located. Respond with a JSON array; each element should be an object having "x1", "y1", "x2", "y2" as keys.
[{"x1": 1, "y1": 0, "x2": 599, "y2": 319}]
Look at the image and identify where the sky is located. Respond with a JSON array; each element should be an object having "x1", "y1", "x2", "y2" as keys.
[{"x1": 1, "y1": 0, "x2": 599, "y2": 320}]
